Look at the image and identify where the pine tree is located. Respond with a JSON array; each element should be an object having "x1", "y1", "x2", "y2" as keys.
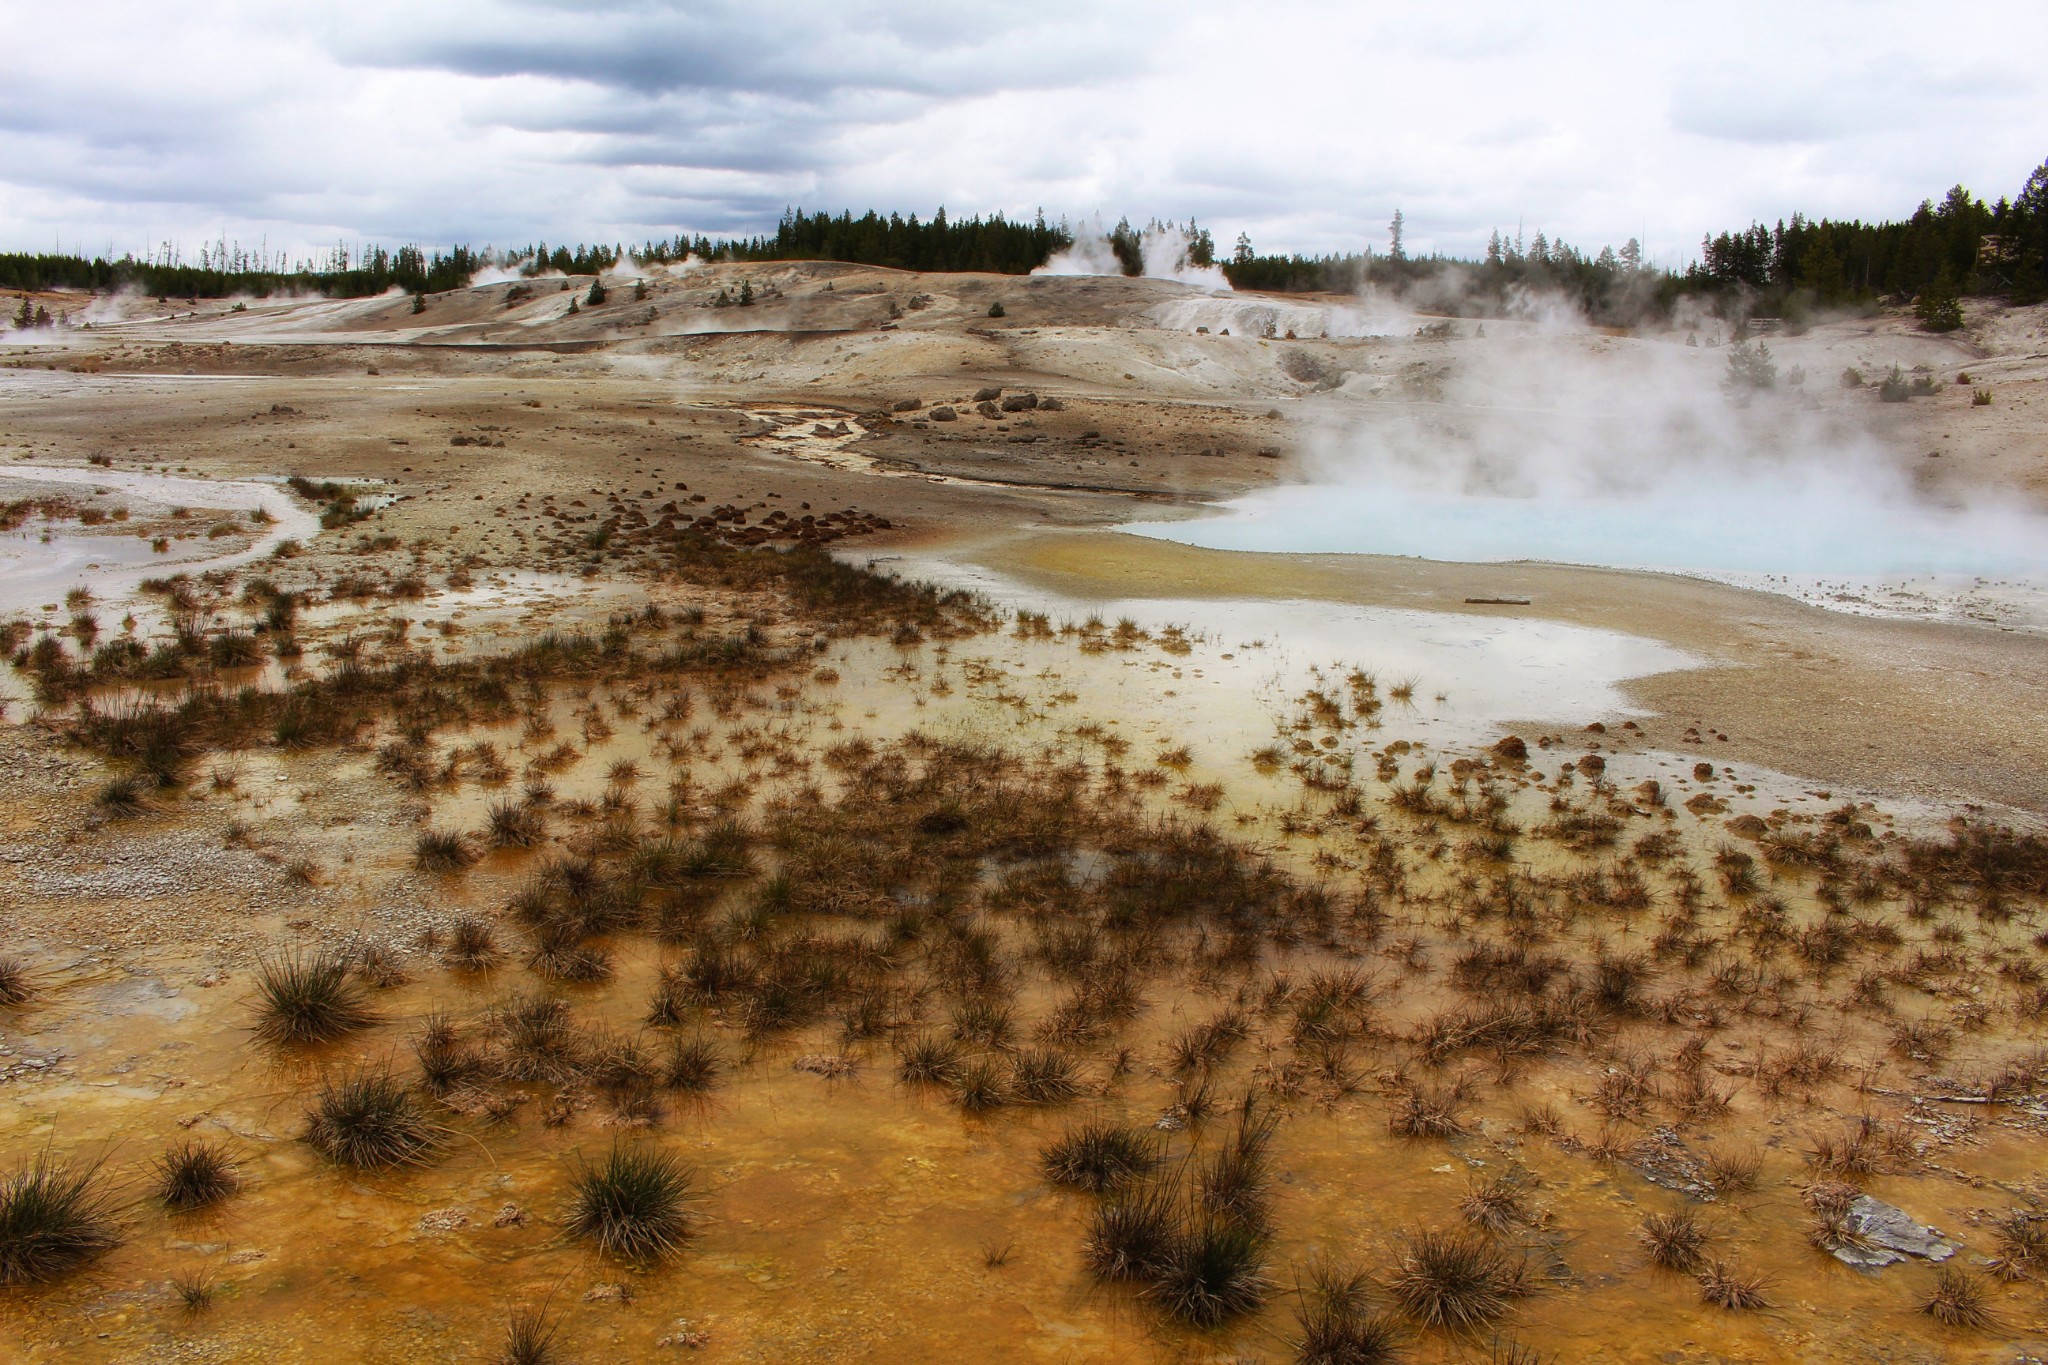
[
  {"x1": 1915, "y1": 270, "x2": 1963, "y2": 332},
  {"x1": 1388, "y1": 209, "x2": 1405, "y2": 261},
  {"x1": 738, "y1": 278, "x2": 754, "y2": 305},
  {"x1": 1232, "y1": 232, "x2": 1254, "y2": 268},
  {"x1": 586, "y1": 278, "x2": 607, "y2": 306},
  {"x1": 1798, "y1": 227, "x2": 1845, "y2": 301},
  {"x1": 11, "y1": 295, "x2": 31, "y2": 329}
]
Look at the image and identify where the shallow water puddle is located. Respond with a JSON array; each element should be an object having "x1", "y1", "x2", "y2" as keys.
[
  {"x1": 0, "y1": 465, "x2": 323, "y2": 620},
  {"x1": 883, "y1": 549, "x2": 1695, "y2": 749}
]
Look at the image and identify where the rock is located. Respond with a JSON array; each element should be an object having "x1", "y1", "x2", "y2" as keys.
[
  {"x1": 1622, "y1": 1127, "x2": 1714, "y2": 1199},
  {"x1": 929, "y1": 405, "x2": 957, "y2": 421},
  {"x1": 973, "y1": 386, "x2": 1002, "y2": 402},
  {"x1": 1492, "y1": 735, "x2": 1529, "y2": 762},
  {"x1": 793, "y1": 1053, "x2": 856, "y2": 1078},
  {"x1": 975, "y1": 400, "x2": 1000, "y2": 419},
  {"x1": 1824, "y1": 1195, "x2": 1959, "y2": 1268},
  {"x1": 1693, "y1": 762, "x2": 1715, "y2": 782},
  {"x1": 1726, "y1": 814, "x2": 1769, "y2": 838},
  {"x1": 890, "y1": 398, "x2": 921, "y2": 412},
  {"x1": 1577, "y1": 753, "x2": 1606, "y2": 777},
  {"x1": 1036, "y1": 396, "x2": 1064, "y2": 411},
  {"x1": 999, "y1": 393, "x2": 1038, "y2": 412}
]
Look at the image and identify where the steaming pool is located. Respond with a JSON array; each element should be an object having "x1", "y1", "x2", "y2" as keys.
[{"x1": 1126, "y1": 482, "x2": 2048, "y2": 630}]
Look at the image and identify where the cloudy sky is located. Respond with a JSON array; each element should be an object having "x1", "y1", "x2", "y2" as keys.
[{"x1": 3, "y1": 0, "x2": 2044, "y2": 269}]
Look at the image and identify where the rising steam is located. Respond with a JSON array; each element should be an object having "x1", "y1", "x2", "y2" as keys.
[{"x1": 1135, "y1": 301, "x2": 2048, "y2": 591}]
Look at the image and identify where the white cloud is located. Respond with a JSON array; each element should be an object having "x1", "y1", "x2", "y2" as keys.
[{"x1": 1, "y1": 0, "x2": 2043, "y2": 267}]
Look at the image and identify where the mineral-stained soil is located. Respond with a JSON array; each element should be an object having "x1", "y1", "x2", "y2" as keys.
[{"x1": 2, "y1": 266, "x2": 2046, "y2": 1362}]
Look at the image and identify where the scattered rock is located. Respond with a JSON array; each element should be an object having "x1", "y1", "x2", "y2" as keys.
[
  {"x1": 929, "y1": 405, "x2": 957, "y2": 421},
  {"x1": 584, "y1": 1282, "x2": 635, "y2": 1304},
  {"x1": 1036, "y1": 396, "x2": 1064, "y2": 411},
  {"x1": 999, "y1": 393, "x2": 1038, "y2": 412},
  {"x1": 1823, "y1": 1193, "x2": 1959, "y2": 1268},
  {"x1": 975, "y1": 400, "x2": 1000, "y2": 419},
  {"x1": 657, "y1": 1320, "x2": 711, "y2": 1349},
  {"x1": 792, "y1": 1053, "x2": 857, "y2": 1078},
  {"x1": 492, "y1": 1204, "x2": 529, "y2": 1228},
  {"x1": 890, "y1": 398, "x2": 921, "y2": 412},
  {"x1": 416, "y1": 1208, "x2": 471, "y2": 1233},
  {"x1": 1622, "y1": 1127, "x2": 1715, "y2": 1200},
  {"x1": 972, "y1": 386, "x2": 1002, "y2": 402},
  {"x1": 1492, "y1": 735, "x2": 1529, "y2": 762}
]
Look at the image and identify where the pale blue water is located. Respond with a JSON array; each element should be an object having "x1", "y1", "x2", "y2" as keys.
[{"x1": 1127, "y1": 482, "x2": 2048, "y2": 579}]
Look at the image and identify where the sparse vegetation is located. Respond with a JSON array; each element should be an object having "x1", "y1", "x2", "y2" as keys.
[
  {"x1": 0, "y1": 1151, "x2": 121, "y2": 1285},
  {"x1": 251, "y1": 948, "x2": 378, "y2": 1045},
  {"x1": 305, "y1": 1071, "x2": 442, "y2": 1168},
  {"x1": 565, "y1": 1143, "x2": 697, "y2": 1260},
  {"x1": 154, "y1": 1141, "x2": 240, "y2": 1210}
]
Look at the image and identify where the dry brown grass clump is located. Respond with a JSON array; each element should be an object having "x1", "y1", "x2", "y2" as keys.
[
  {"x1": 1921, "y1": 1266, "x2": 1994, "y2": 1329},
  {"x1": 1387, "y1": 1230, "x2": 1519, "y2": 1330},
  {"x1": 1637, "y1": 1210, "x2": 1708, "y2": 1271},
  {"x1": 1695, "y1": 1260, "x2": 1768, "y2": 1310},
  {"x1": 251, "y1": 948, "x2": 378, "y2": 1045}
]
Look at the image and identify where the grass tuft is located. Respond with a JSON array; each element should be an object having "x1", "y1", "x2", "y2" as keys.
[
  {"x1": 1388, "y1": 1230, "x2": 1515, "y2": 1330},
  {"x1": 305, "y1": 1071, "x2": 442, "y2": 1168},
  {"x1": 251, "y1": 948, "x2": 378, "y2": 1045},
  {"x1": 414, "y1": 828, "x2": 478, "y2": 872},
  {"x1": 895, "y1": 1033, "x2": 963, "y2": 1086},
  {"x1": 1921, "y1": 1265, "x2": 1993, "y2": 1329},
  {"x1": 0, "y1": 1151, "x2": 121, "y2": 1285},
  {"x1": 1041, "y1": 1121, "x2": 1161, "y2": 1193},
  {"x1": 1146, "y1": 1212, "x2": 1271, "y2": 1328},
  {"x1": 1085, "y1": 1179, "x2": 1180, "y2": 1282},
  {"x1": 1695, "y1": 1260, "x2": 1768, "y2": 1310},
  {"x1": 445, "y1": 915, "x2": 503, "y2": 970},
  {"x1": 0, "y1": 957, "x2": 32, "y2": 1007},
  {"x1": 500, "y1": 1300, "x2": 562, "y2": 1364},
  {"x1": 154, "y1": 1141, "x2": 240, "y2": 1211},
  {"x1": 1294, "y1": 1259, "x2": 1403, "y2": 1364},
  {"x1": 659, "y1": 1035, "x2": 725, "y2": 1094},
  {"x1": 564, "y1": 1142, "x2": 697, "y2": 1261},
  {"x1": 1637, "y1": 1210, "x2": 1707, "y2": 1271}
]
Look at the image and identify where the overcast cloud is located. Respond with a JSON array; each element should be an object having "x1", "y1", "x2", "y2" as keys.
[{"x1": 3, "y1": 0, "x2": 2043, "y2": 268}]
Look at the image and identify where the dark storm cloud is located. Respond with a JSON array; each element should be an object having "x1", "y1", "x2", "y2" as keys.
[{"x1": 339, "y1": 0, "x2": 1140, "y2": 101}]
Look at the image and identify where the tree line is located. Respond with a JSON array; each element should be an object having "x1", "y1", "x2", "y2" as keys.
[
  {"x1": 4, "y1": 158, "x2": 2043, "y2": 322},
  {"x1": 0, "y1": 243, "x2": 483, "y2": 302}
]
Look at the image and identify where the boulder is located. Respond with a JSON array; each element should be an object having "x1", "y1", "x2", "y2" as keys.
[
  {"x1": 1037, "y1": 396, "x2": 1064, "y2": 411},
  {"x1": 975, "y1": 400, "x2": 1000, "y2": 419},
  {"x1": 973, "y1": 386, "x2": 1003, "y2": 402},
  {"x1": 891, "y1": 398, "x2": 921, "y2": 412},
  {"x1": 929, "y1": 405, "x2": 957, "y2": 421},
  {"x1": 1000, "y1": 393, "x2": 1039, "y2": 412}
]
